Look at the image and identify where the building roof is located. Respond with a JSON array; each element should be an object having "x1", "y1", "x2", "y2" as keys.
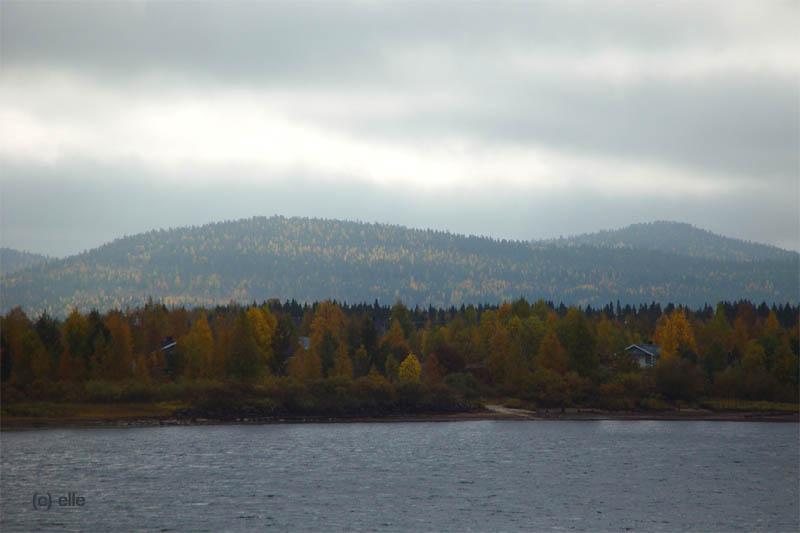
[{"x1": 625, "y1": 343, "x2": 661, "y2": 357}]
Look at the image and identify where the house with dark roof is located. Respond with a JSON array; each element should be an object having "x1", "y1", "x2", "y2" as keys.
[
  {"x1": 625, "y1": 343, "x2": 661, "y2": 368},
  {"x1": 140, "y1": 337, "x2": 178, "y2": 379}
]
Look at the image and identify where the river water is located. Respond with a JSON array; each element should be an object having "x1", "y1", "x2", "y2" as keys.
[{"x1": 1, "y1": 420, "x2": 797, "y2": 532}]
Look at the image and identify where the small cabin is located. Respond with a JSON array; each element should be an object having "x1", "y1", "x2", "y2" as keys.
[
  {"x1": 142, "y1": 337, "x2": 179, "y2": 379},
  {"x1": 298, "y1": 336, "x2": 311, "y2": 351},
  {"x1": 625, "y1": 343, "x2": 661, "y2": 368}
]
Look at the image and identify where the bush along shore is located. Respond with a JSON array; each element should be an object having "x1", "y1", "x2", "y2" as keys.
[
  {"x1": 2, "y1": 376, "x2": 797, "y2": 429},
  {"x1": 171, "y1": 377, "x2": 478, "y2": 421},
  {"x1": 2, "y1": 298, "x2": 798, "y2": 427}
]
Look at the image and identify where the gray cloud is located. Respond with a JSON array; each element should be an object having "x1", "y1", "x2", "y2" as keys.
[
  {"x1": 5, "y1": 3, "x2": 792, "y2": 75},
  {"x1": 5, "y1": 2, "x2": 796, "y2": 180},
  {"x1": 2, "y1": 161, "x2": 797, "y2": 257},
  {"x1": 1, "y1": 1, "x2": 797, "y2": 256},
  {"x1": 335, "y1": 76, "x2": 798, "y2": 182}
]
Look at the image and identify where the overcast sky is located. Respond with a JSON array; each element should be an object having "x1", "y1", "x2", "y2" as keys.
[{"x1": 1, "y1": 1, "x2": 798, "y2": 257}]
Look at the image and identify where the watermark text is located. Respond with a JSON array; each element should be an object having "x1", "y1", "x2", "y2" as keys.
[{"x1": 32, "y1": 492, "x2": 86, "y2": 510}]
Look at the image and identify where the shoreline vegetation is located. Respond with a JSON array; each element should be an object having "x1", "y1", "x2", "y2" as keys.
[
  {"x1": 2, "y1": 401, "x2": 798, "y2": 430},
  {"x1": 2, "y1": 298, "x2": 798, "y2": 431}
]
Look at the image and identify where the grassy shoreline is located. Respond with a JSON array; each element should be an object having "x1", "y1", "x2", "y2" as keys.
[{"x1": 2, "y1": 400, "x2": 797, "y2": 430}]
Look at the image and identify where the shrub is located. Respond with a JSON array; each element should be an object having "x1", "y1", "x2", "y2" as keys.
[
  {"x1": 712, "y1": 368, "x2": 744, "y2": 399},
  {"x1": 444, "y1": 372, "x2": 478, "y2": 399},
  {"x1": 655, "y1": 357, "x2": 700, "y2": 402},
  {"x1": 83, "y1": 380, "x2": 123, "y2": 403},
  {"x1": 425, "y1": 383, "x2": 467, "y2": 412},
  {"x1": 595, "y1": 372, "x2": 652, "y2": 410},
  {"x1": 639, "y1": 396, "x2": 672, "y2": 410},
  {"x1": 743, "y1": 371, "x2": 780, "y2": 402},
  {"x1": 523, "y1": 368, "x2": 569, "y2": 407},
  {"x1": 308, "y1": 376, "x2": 359, "y2": 414},
  {"x1": 395, "y1": 380, "x2": 425, "y2": 409},
  {"x1": 353, "y1": 375, "x2": 396, "y2": 412},
  {"x1": 119, "y1": 381, "x2": 155, "y2": 402}
]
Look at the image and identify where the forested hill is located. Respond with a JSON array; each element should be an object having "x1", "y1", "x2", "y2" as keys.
[
  {"x1": 0, "y1": 248, "x2": 49, "y2": 277},
  {"x1": 550, "y1": 221, "x2": 796, "y2": 262},
  {"x1": 2, "y1": 216, "x2": 797, "y2": 317}
]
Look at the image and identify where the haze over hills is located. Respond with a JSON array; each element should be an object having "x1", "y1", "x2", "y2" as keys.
[
  {"x1": 1, "y1": 216, "x2": 797, "y2": 317},
  {"x1": 551, "y1": 221, "x2": 797, "y2": 262},
  {"x1": 0, "y1": 248, "x2": 49, "y2": 277}
]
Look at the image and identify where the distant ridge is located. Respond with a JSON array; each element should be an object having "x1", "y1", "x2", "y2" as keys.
[
  {"x1": 1, "y1": 216, "x2": 797, "y2": 317},
  {"x1": 0, "y1": 248, "x2": 49, "y2": 277},
  {"x1": 547, "y1": 221, "x2": 795, "y2": 262}
]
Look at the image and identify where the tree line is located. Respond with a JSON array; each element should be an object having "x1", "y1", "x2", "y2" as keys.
[{"x1": 1, "y1": 298, "x2": 798, "y2": 416}]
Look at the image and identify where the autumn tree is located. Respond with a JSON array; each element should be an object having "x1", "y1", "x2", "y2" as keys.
[
  {"x1": 390, "y1": 301, "x2": 415, "y2": 339},
  {"x1": 311, "y1": 301, "x2": 346, "y2": 344},
  {"x1": 310, "y1": 301, "x2": 347, "y2": 376},
  {"x1": 756, "y1": 311, "x2": 783, "y2": 372},
  {"x1": 430, "y1": 334, "x2": 466, "y2": 375},
  {"x1": 536, "y1": 330, "x2": 568, "y2": 374},
  {"x1": 422, "y1": 352, "x2": 445, "y2": 386},
  {"x1": 24, "y1": 329, "x2": 51, "y2": 385},
  {"x1": 385, "y1": 354, "x2": 399, "y2": 382},
  {"x1": 653, "y1": 308, "x2": 697, "y2": 361},
  {"x1": 140, "y1": 299, "x2": 169, "y2": 354},
  {"x1": 247, "y1": 306, "x2": 277, "y2": 373},
  {"x1": 180, "y1": 314, "x2": 214, "y2": 379},
  {"x1": 316, "y1": 330, "x2": 341, "y2": 377},
  {"x1": 382, "y1": 319, "x2": 410, "y2": 371},
  {"x1": 167, "y1": 307, "x2": 190, "y2": 343},
  {"x1": 212, "y1": 316, "x2": 233, "y2": 377},
  {"x1": 511, "y1": 298, "x2": 532, "y2": 319},
  {"x1": 61, "y1": 308, "x2": 90, "y2": 380},
  {"x1": 741, "y1": 340, "x2": 767, "y2": 373},
  {"x1": 34, "y1": 312, "x2": 62, "y2": 375},
  {"x1": 353, "y1": 344, "x2": 371, "y2": 378},
  {"x1": 448, "y1": 314, "x2": 479, "y2": 366},
  {"x1": 558, "y1": 307, "x2": 598, "y2": 377},
  {"x1": 730, "y1": 302, "x2": 756, "y2": 358},
  {"x1": 86, "y1": 310, "x2": 110, "y2": 378},
  {"x1": 518, "y1": 315, "x2": 546, "y2": 361},
  {"x1": 103, "y1": 311, "x2": 133, "y2": 380},
  {"x1": 398, "y1": 354, "x2": 421, "y2": 382},
  {"x1": 698, "y1": 303, "x2": 732, "y2": 378},
  {"x1": 476, "y1": 309, "x2": 498, "y2": 362},
  {"x1": 486, "y1": 321, "x2": 511, "y2": 386},
  {"x1": 332, "y1": 353, "x2": 354, "y2": 380},
  {"x1": 526, "y1": 328, "x2": 573, "y2": 406},
  {"x1": 503, "y1": 316, "x2": 531, "y2": 395},
  {"x1": 1, "y1": 308, "x2": 31, "y2": 383},
  {"x1": 288, "y1": 347, "x2": 323, "y2": 382},
  {"x1": 3, "y1": 308, "x2": 51, "y2": 387},
  {"x1": 226, "y1": 312, "x2": 264, "y2": 381},
  {"x1": 270, "y1": 311, "x2": 297, "y2": 375},
  {"x1": 773, "y1": 340, "x2": 798, "y2": 390},
  {"x1": 359, "y1": 315, "x2": 379, "y2": 361},
  {"x1": 595, "y1": 315, "x2": 627, "y2": 367},
  {"x1": 423, "y1": 326, "x2": 447, "y2": 358},
  {"x1": 132, "y1": 353, "x2": 152, "y2": 383}
]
